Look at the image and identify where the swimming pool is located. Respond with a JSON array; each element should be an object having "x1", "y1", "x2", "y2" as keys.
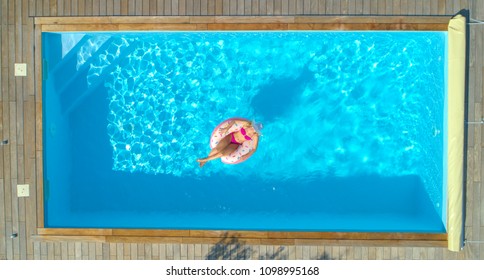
[{"x1": 42, "y1": 30, "x2": 447, "y2": 233}]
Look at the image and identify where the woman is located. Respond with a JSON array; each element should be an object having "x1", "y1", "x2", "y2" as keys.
[{"x1": 197, "y1": 119, "x2": 263, "y2": 167}]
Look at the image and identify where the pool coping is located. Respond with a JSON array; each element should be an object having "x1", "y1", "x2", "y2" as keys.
[{"x1": 34, "y1": 15, "x2": 451, "y2": 248}]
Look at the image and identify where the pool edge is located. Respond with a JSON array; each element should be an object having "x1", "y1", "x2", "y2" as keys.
[
  {"x1": 32, "y1": 228, "x2": 448, "y2": 248},
  {"x1": 35, "y1": 14, "x2": 452, "y2": 250}
]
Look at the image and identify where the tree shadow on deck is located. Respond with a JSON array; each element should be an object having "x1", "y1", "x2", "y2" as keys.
[{"x1": 205, "y1": 233, "x2": 333, "y2": 260}]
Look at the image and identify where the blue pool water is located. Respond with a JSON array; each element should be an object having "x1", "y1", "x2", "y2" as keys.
[{"x1": 43, "y1": 31, "x2": 447, "y2": 232}]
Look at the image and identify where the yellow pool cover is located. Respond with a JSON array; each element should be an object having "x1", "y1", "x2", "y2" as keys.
[{"x1": 447, "y1": 13, "x2": 467, "y2": 252}]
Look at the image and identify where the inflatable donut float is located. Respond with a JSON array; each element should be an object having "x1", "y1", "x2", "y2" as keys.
[{"x1": 209, "y1": 118, "x2": 257, "y2": 164}]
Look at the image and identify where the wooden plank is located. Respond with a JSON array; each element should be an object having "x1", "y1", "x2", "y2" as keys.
[
  {"x1": 363, "y1": 0, "x2": 371, "y2": 15},
  {"x1": 296, "y1": 0, "x2": 303, "y2": 14},
  {"x1": 3, "y1": 102, "x2": 12, "y2": 264},
  {"x1": 190, "y1": 16, "x2": 215, "y2": 23},
  {"x1": 273, "y1": 0, "x2": 281, "y2": 15},
  {"x1": 355, "y1": 1, "x2": 363, "y2": 15},
  {"x1": 445, "y1": 0, "x2": 454, "y2": 15},
  {"x1": 156, "y1": 0, "x2": 164, "y2": 15},
  {"x1": 369, "y1": 0, "x2": 377, "y2": 14},
  {"x1": 392, "y1": 0, "x2": 401, "y2": 14},
  {"x1": 180, "y1": 0, "x2": 187, "y2": 15},
  {"x1": 376, "y1": 0, "x2": 385, "y2": 15},
  {"x1": 237, "y1": 0, "x2": 244, "y2": 15},
  {"x1": 92, "y1": 242, "x2": 100, "y2": 260},
  {"x1": 119, "y1": 0, "x2": 127, "y2": 15},
  {"x1": 366, "y1": 246, "x2": 377, "y2": 259},
  {"x1": 23, "y1": 102, "x2": 36, "y2": 260},
  {"x1": 206, "y1": 0, "x2": 215, "y2": 15},
  {"x1": 49, "y1": 0, "x2": 57, "y2": 16},
  {"x1": 135, "y1": 0, "x2": 142, "y2": 15},
  {"x1": 415, "y1": 0, "x2": 423, "y2": 14},
  {"x1": 56, "y1": 0, "x2": 66, "y2": 16},
  {"x1": 40, "y1": 23, "x2": 200, "y2": 31},
  {"x1": 33, "y1": 22, "x2": 43, "y2": 229},
  {"x1": 427, "y1": 0, "x2": 439, "y2": 15},
  {"x1": 1, "y1": 0, "x2": 6, "y2": 26},
  {"x1": 127, "y1": 0, "x2": 134, "y2": 15},
  {"x1": 60, "y1": 241, "x2": 67, "y2": 260},
  {"x1": 0, "y1": 179, "x2": 5, "y2": 260},
  {"x1": 91, "y1": 0, "x2": 100, "y2": 16},
  {"x1": 407, "y1": 0, "x2": 416, "y2": 15},
  {"x1": 347, "y1": 0, "x2": 355, "y2": 14},
  {"x1": 163, "y1": 0, "x2": 171, "y2": 15},
  {"x1": 294, "y1": 15, "x2": 449, "y2": 24},
  {"x1": 40, "y1": 241, "x2": 47, "y2": 259},
  {"x1": 281, "y1": 0, "x2": 288, "y2": 14},
  {"x1": 38, "y1": 228, "x2": 113, "y2": 236},
  {"x1": 35, "y1": 0, "x2": 42, "y2": 16},
  {"x1": 53, "y1": 241, "x2": 60, "y2": 260},
  {"x1": 34, "y1": 155, "x2": 42, "y2": 230},
  {"x1": 41, "y1": 0, "x2": 49, "y2": 17},
  {"x1": 71, "y1": 0, "x2": 78, "y2": 15},
  {"x1": 33, "y1": 241, "x2": 40, "y2": 259},
  {"x1": 8, "y1": 26, "x2": 15, "y2": 101},
  {"x1": 332, "y1": 0, "x2": 341, "y2": 14},
  {"x1": 77, "y1": 0, "x2": 85, "y2": 16},
  {"x1": 213, "y1": 0, "x2": 221, "y2": 15},
  {"x1": 423, "y1": 0, "x2": 431, "y2": 14},
  {"x1": 99, "y1": 0, "x2": 107, "y2": 15},
  {"x1": 109, "y1": 242, "x2": 116, "y2": 259},
  {"x1": 187, "y1": 244, "x2": 194, "y2": 259},
  {"x1": 143, "y1": 0, "x2": 150, "y2": 15},
  {"x1": 87, "y1": 242, "x2": 95, "y2": 259},
  {"x1": 28, "y1": 0, "x2": 35, "y2": 17},
  {"x1": 185, "y1": 0, "x2": 194, "y2": 16},
  {"x1": 35, "y1": 16, "x2": 190, "y2": 24},
  {"x1": 171, "y1": 0, "x2": 178, "y2": 14},
  {"x1": 266, "y1": 0, "x2": 273, "y2": 15},
  {"x1": 228, "y1": 0, "x2": 236, "y2": 15},
  {"x1": 214, "y1": 15, "x2": 294, "y2": 23},
  {"x1": 173, "y1": 244, "x2": 180, "y2": 259},
  {"x1": 0, "y1": 13, "x2": 4, "y2": 96},
  {"x1": 122, "y1": 243, "x2": 129, "y2": 259},
  {"x1": 194, "y1": 0, "x2": 202, "y2": 15},
  {"x1": 112, "y1": 229, "x2": 189, "y2": 236},
  {"x1": 86, "y1": 0, "x2": 93, "y2": 15},
  {"x1": 31, "y1": 235, "x2": 107, "y2": 242},
  {"x1": 46, "y1": 241, "x2": 54, "y2": 259},
  {"x1": 295, "y1": 239, "x2": 447, "y2": 248},
  {"x1": 5, "y1": 219, "x2": 12, "y2": 259},
  {"x1": 144, "y1": 243, "x2": 152, "y2": 259},
  {"x1": 194, "y1": 243, "x2": 201, "y2": 259},
  {"x1": 114, "y1": 243, "x2": 122, "y2": 259},
  {"x1": 286, "y1": 0, "x2": 295, "y2": 15},
  {"x1": 106, "y1": 236, "x2": 184, "y2": 243},
  {"x1": 107, "y1": 0, "x2": 115, "y2": 15}
]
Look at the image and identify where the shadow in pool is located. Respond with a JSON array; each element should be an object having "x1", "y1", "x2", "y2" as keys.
[{"x1": 251, "y1": 66, "x2": 313, "y2": 122}]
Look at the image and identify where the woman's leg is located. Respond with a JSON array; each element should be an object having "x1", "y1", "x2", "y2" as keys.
[
  {"x1": 220, "y1": 143, "x2": 240, "y2": 156},
  {"x1": 212, "y1": 134, "x2": 233, "y2": 153},
  {"x1": 197, "y1": 143, "x2": 240, "y2": 167},
  {"x1": 197, "y1": 134, "x2": 233, "y2": 167}
]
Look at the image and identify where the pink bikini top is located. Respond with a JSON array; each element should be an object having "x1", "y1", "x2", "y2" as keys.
[
  {"x1": 230, "y1": 127, "x2": 252, "y2": 145},
  {"x1": 240, "y1": 127, "x2": 252, "y2": 141}
]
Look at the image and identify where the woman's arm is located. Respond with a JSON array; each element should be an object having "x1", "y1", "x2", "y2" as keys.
[{"x1": 220, "y1": 120, "x2": 235, "y2": 135}]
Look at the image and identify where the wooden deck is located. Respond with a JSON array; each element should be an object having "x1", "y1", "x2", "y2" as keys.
[{"x1": 1, "y1": 0, "x2": 483, "y2": 260}]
